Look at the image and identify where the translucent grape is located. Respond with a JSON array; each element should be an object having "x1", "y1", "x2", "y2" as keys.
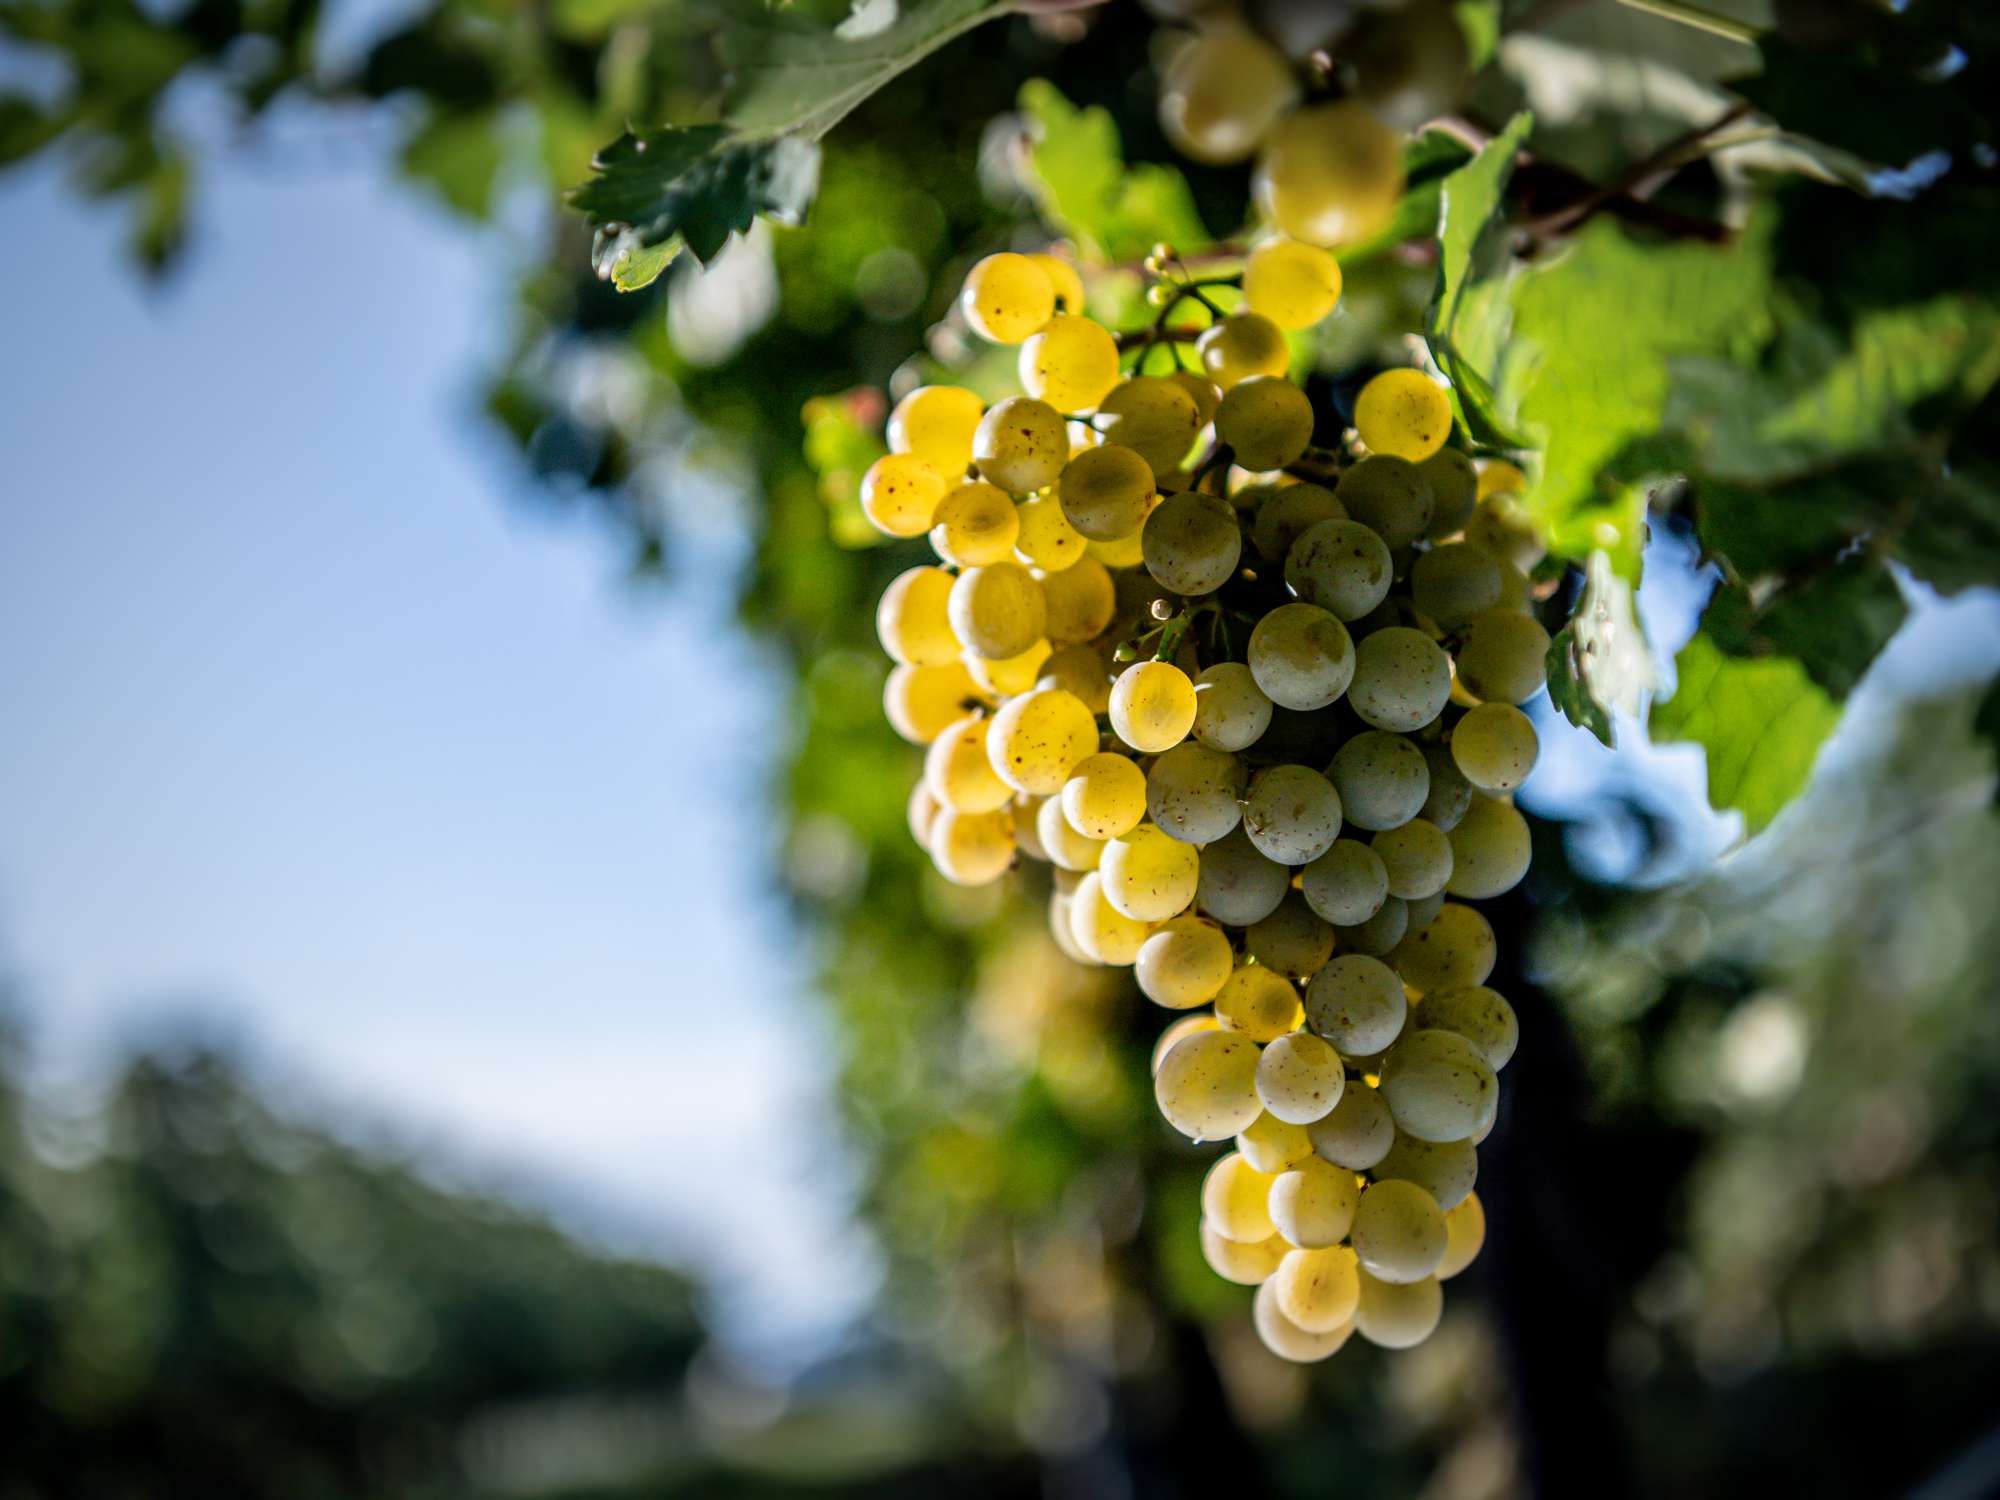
[
  {"x1": 907, "y1": 780, "x2": 941, "y2": 850},
  {"x1": 1418, "y1": 741, "x2": 1472, "y2": 831},
  {"x1": 1152, "y1": 1011, "x2": 1219, "y2": 1075},
  {"x1": 1370, "y1": 819, "x2": 1453, "y2": 900},
  {"x1": 1376, "y1": 1133, "x2": 1477, "y2": 1212},
  {"x1": 924, "y1": 715, "x2": 1012, "y2": 815},
  {"x1": 1445, "y1": 795, "x2": 1531, "y2": 899},
  {"x1": 889, "y1": 384, "x2": 985, "y2": 479},
  {"x1": 1465, "y1": 492, "x2": 1547, "y2": 572},
  {"x1": 1452, "y1": 701, "x2": 1539, "y2": 791},
  {"x1": 1058, "y1": 443, "x2": 1155, "y2": 541},
  {"x1": 948, "y1": 562, "x2": 1047, "y2": 661},
  {"x1": 875, "y1": 565, "x2": 960, "y2": 667},
  {"x1": 972, "y1": 396, "x2": 1068, "y2": 495},
  {"x1": 1192, "y1": 662, "x2": 1274, "y2": 752},
  {"x1": 1237, "y1": 1110, "x2": 1314, "y2": 1175},
  {"x1": 929, "y1": 807, "x2": 1016, "y2": 886},
  {"x1": 1332, "y1": 895, "x2": 1407, "y2": 958},
  {"x1": 1354, "y1": 368, "x2": 1452, "y2": 463},
  {"x1": 1029, "y1": 252, "x2": 1086, "y2": 317},
  {"x1": 1136, "y1": 914, "x2": 1233, "y2": 1009},
  {"x1": 1302, "y1": 839, "x2": 1389, "y2": 926},
  {"x1": 1243, "y1": 237, "x2": 1343, "y2": 330},
  {"x1": 1202, "y1": 1151, "x2": 1278, "y2": 1242},
  {"x1": 1329, "y1": 730, "x2": 1430, "y2": 831},
  {"x1": 960, "y1": 252, "x2": 1055, "y2": 344},
  {"x1": 861, "y1": 452, "x2": 947, "y2": 538},
  {"x1": 1418, "y1": 448, "x2": 1479, "y2": 539},
  {"x1": 1248, "y1": 602, "x2": 1354, "y2": 711},
  {"x1": 1304, "y1": 953, "x2": 1406, "y2": 1056},
  {"x1": 1012, "y1": 795, "x2": 1051, "y2": 864},
  {"x1": 1354, "y1": 1270, "x2": 1442, "y2": 1349},
  {"x1": 1215, "y1": 375, "x2": 1314, "y2": 471},
  {"x1": 1476, "y1": 460, "x2": 1527, "y2": 500},
  {"x1": 1147, "y1": 741, "x2": 1246, "y2": 844},
  {"x1": 1390, "y1": 902, "x2": 1495, "y2": 994},
  {"x1": 1061, "y1": 752, "x2": 1147, "y2": 841},
  {"x1": 1273, "y1": 1244, "x2": 1361, "y2": 1332},
  {"x1": 1196, "y1": 312, "x2": 1289, "y2": 390},
  {"x1": 1251, "y1": 482, "x2": 1345, "y2": 563},
  {"x1": 1285, "y1": 518, "x2": 1392, "y2": 621},
  {"x1": 1351, "y1": 1178, "x2": 1446, "y2": 1283},
  {"x1": 1254, "y1": 101, "x2": 1405, "y2": 248},
  {"x1": 1101, "y1": 821, "x2": 1200, "y2": 922},
  {"x1": 1336, "y1": 454, "x2": 1434, "y2": 549},
  {"x1": 1257, "y1": 1030, "x2": 1346, "y2": 1125},
  {"x1": 1215, "y1": 964, "x2": 1302, "y2": 1042},
  {"x1": 1013, "y1": 492, "x2": 1087, "y2": 572},
  {"x1": 884, "y1": 659, "x2": 985, "y2": 745},
  {"x1": 1269, "y1": 1156, "x2": 1360, "y2": 1249},
  {"x1": 1436, "y1": 1192, "x2": 1485, "y2": 1280},
  {"x1": 1203, "y1": 1225, "x2": 1288, "y2": 1286},
  {"x1": 986, "y1": 686, "x2": 1098, "y2": 796},
  {"x1": 1410, "y1": 541, "x2": 1502, "y2": 629},
  {"x1": 1197, "y1": 826, "x2": 1290, "y2": 926},
  {"x1": 1308, "y1": 1085, "x2": 1395, "y2": 1170},
  {"x1": 1169, "y1": 370, "x2": 1220, "y2": 426},
  {"x1": 1095, "y1": 376, "x2": 1200, "y2": 479},
  {"x1": 1019, "y1": 314, "x2": 1120, "y2": 412},
  {"x1": 1254, "y1": 1276, "x2": 1355, "y2": 1362},
  {"x1": 1085, "y1": 519, "x2": 1150, "y2": 569},
  {"x1": 929, "y1": 481, "x2": 1018, "y2": 567},
  {"x1": 1243, "y1": 763, "x2": 1344, "y2": 865},
  {"x1": 1457, "y1": 608, "x2": 1551, "y2": 704},
  {"x1": 1069, "y1": 870, "x2": 1151, "y2": 966},
  {"x1": 1379, "y1": 1028, "x2": 1498, "y2": 1143},
  {"x1": 965, "y1": 638, "x2": 1051, "y2": 698},
  {"x1": 1245, "y1": 892, "x2": 1333, "y2": 980},
  {"x1": 1419, "y1": 985, "x2": 1518, "y2": 1069},
  {"x1": 1109, "y1": 659, "x2": 1197, "y2": 753},
  {"x1": 1035, "y1": 793, "x2": 1103, "y2": 873},
  {"x1": 1159, "y1": 26, "x2": 1300, "y2": 165},
  {"x1": 1041, "y1": 643, "x2": 1111, "y2": 714},
  {"x1": 1154, "y1": 1027, "x2": 1263, "y2": 1139},
  {"x1": 1142, "y1": 490, "x2": 1242, "y2": 597},
  {"x1": 1038, "y1": 556, "x2": 1115, "y2": 647}
]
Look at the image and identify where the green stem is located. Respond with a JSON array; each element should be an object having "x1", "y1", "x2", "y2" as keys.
[{"x1": 1610, "y1": 0, "x2": 1758, "y2": 44}]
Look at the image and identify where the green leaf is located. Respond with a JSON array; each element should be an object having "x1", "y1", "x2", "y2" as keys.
[
  {"x1": 1545, "y1": 549, "x2": 1656, "y2": 745},
  {"x1": 1701, "y1": 561, "x2": 1906, "y2": 701},
  {"x1": 0, "y1": 95, "x2": 65, "y2": 165},
  {"x1": 802, "y1": 388, "x2": 889, "y2": 548},
  {"x1": 1453, "y1": 0, "x2": 1501, "y2": 69},
  {"x1": 1433, "y1": 112, "x2": 1529, "y2": 337},
  {"x1": 401, "y1": 108, "x2": 505, "y2": 220},
  {"x1": 1016, "y1": 79, "x2": 1209, "y2": 263},
  {"x1": 570, "y1": 127, "x2": 820, "y2": 266},
  {"x1": 1650, "y1": 631, "x2": 1839, "y2": 835},
  {"x1": 1428, "y1": 113, "x2": 1530, "y2": 450}
]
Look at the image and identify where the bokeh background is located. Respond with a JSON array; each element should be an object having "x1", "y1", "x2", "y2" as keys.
[{"x1": 3, "y1": 1, "x2": 1999, "y2": 1496}]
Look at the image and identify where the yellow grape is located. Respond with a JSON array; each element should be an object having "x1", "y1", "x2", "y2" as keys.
[
  {"x1": 973, "y1": 396, "x2": 1069, "y2": 495},
  {"x1": 1465, "y1": 492, "x2": 1547, "y2": 571},
  {"x1": 1101, "y1": 821, "x2": 1200, "y2": 922},
  {"x1": 1307, "y1": 1084, "x2": 1395, "y2": 1171},
  {"x1": 1236, "y1": 1109, "x2": 1313, "y2": 1174},
  {"x1": 1038, "y1": 555, "x2": 1115, "y2": 646},
  {"x1": 888, "y1": 385, "x2": 984, "y2": 479},
  {"x1": 1203, "y1": 1225, "x2": 1289, "y2": 1286},
  {"x1": 929, "y1": 480, "x2": 1019, "y2": 567},
  {"x1": 986, "y1": 686, "x2": 1099, "y2": 796},
  {"x1": 1476, "y1": 459, "x2": 1528, "y2": 500},
  {"x1": 1136, "y1": 914, "x2": 1234, "y2": 1009},
  {"x1": 1096, "y1": 377, "x2": 1201, "y2": 479},
  {"x1": 1215, "y1": 964, "x2": 1303, "y2": 1042},
  {"x1": 1196, "y1": 312, "x2": 1290, "y2": 390},
  {"x1": 1370, "y1": 819, "x2": 1454, "y2": 901},
  {"x1": 1202, "y1": 1151, "x2": 1279, "y2": 1242},
  {"x1": 1254, "y1": 1276, "x2": 1355, "y2": 1362},
  {"x1": 860, "y1": 452, "x2": 946, "y2": 538},
  {"x1": 964, "y1": 638, "x2": 1051, "y2": 697},
  {"x1": 1159, "y1": 27, "x2": 1300, "y2": 165},
  {"x1": 1040, "y1": 643, "x2": 1111, "y2": 714},
  {"x1": 1152, "y1": 1011, "x2": 1220, "y2": 1075},
  {"x1": 1086, "y1": 510, "x2": 1152, "y2": 568},
  {"x1": 1351, "y1": 1178, "x2": 1446, "y2": 1283},
  {"x1": 1272, "y1": 1244, "x2": 1361, "y2": 1333},
  {"x1": 1215, "y1": 375, "x2": 1314, "y2": 471},
  {"x1": 1059, "y1": 444, "x2": 1156, "y2": 541},
  {"x1": 1254, "y1": 101, "x2": 1405, "y2": 249},
  {"x1": 1019, "y1": 314, "x2": 1120, "y2": 413},
  {"x1": 1353, "y1": 1269, "x2": 1441, "y2": 1349},
  {"x1": 1256, "y1": 1030, "x2": 1345, "y2": 1125},
  {"x1": 1035, "y1": 792, "x2": 1103, "y2": 873},
  {"x1": 875, "y1": 565, "x2": 960, "y2": 666},
  {"x1": 1452, "y1": 701, "x2": 1539, "y2": 791},
  {"x1": 1456, "y1": 607, "x2": 1552, "y2": 705},
  {"x1": 1013, "y1": 492, "x2": 1087, "y2": 573},
  {"x1": 1028, "y1": 251, "x2": 1086, "y2": 317},
  {"x1": 960, "y1": 252, "x2": 1055, "y2": 344},
  {"x1": 1069, "y1": 870, "x2": 1151, "y2": 965},
  {"x1": 947, "y1": 562, "x2": 1047, "y2": 661},
  {"x1": 1390, "y1": 901, "x2": 1495, "y2": 993},
  {"x1": 1269, "y1": 1156, "x2": 1360, "y2": 1248},
  {"x1": 1062, "y1": 751, "x2": 1148, "y2": 841},
  {"x1": 1155, "y1": 1026, "x2": 1263, "y2": 1139},
  {"x1": 924, "y1": 715, "x2": 1012, "y2": 814},
  {"x1": 1108, "y1": 659, "x2": 1197, "y2": 753},
  {"x1": 1435, "y1": 1192, "x2": 1485, "y2": 1279},
  {"x1": 929, "y1": 807, "x2": 1016, "y2": 886},
  {"x1": 907, "y1": 780, "x2": 941, "y2": 850},
  {"x1": 1375, "y1": 1132, "x2": 1477, "y2": 1212},
  {"x1": 1169, "y1": 369, "x2": 1221, "y2": 427},
  {"x1": 1418, "y1": 985, "x2": 1518, "y2": 1070},
  {"x1": 883, "y1": 659, "x2": 985, "y2": 745},
  {"x1": 1243, "y1": 238, "x2": 1343, "y2": 330},
  {"x1": 1354, "y1": 368, "x2": 1452, "y2": 463}
]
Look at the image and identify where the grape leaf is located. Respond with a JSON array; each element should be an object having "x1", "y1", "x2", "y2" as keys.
[
  {"x1": 1545, "y1": 550, "x2": 1656, "y2": 745},
  {"x1": 1433, "y1": 112, "x2": 1529, "y2": 343},
  {"x1": 1016, "y1": 79, "x2": 1210, "y2": 263},
  {"x1": 1700, "y1": 561, "x2": 1906, "y2": 701}
]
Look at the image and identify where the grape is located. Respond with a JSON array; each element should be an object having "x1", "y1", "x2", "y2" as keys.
[
  {"x1": 1285, "y1": 518, "x2": 1392, "y2": 621},
  {"x1": 1445, "y1": 795, "x2": 1531, "y2": 899},
  {"x1": 861, "y1": 452, "x2": 947, "y2": 538},
  {"x1": 1336, "y1": 454, "x2": 1434, "y2": 550},
  {"x1": 1154, "y1": 1027, "x2": 1263, "y2": 1139},
  {"x1": 907, "y1": 780, "x2": 941, "y2": 850},
  {"x1": 1390, "y1": 902, "x2": 1495, "y2": 994},
  {"x1": 1243, "y1": 763, "x2": 1344, "y2": 865},
  {"x1": 1142, "y1": 490, "x2": 1242, "y2": 597},
  {"x1": 1102, "y1": 821, "x2": 1200, "y2": 922},
  {"x1": 1465, "y1": 492, "x2": 1548, "y2": 573},
  {"x1": 875, "y1": 566, "x2": 961, "y2": 667},
  {"x1": 1203, "y1": 1224, "x2": 1288, "y2": 1286},
  {"x1": 972, "y1": 396, "x2": 1069, "y2": 495},
  {"x1": 1476, "y1": 460, "x2": 1527, "y2": 500},
  {"x1": 1257, "y1": 1030, "x2": 1346, "y2": 1125},
  {"x1": 1246, "y1": 892, "x2": 1334, "y2": 979},
  {"x1": 1308, "y1": 1085, "x2": 1395, "y2": 1170},
  {"x1": 1254, "y1": 101, "x2": 1405, "y2": 248},
  {"x1": 1056, "y1": 444, "x2": 1154, "y2": 543},
  {"x1": 1215, "y1": 964, "x2": 1303, "y2": 1042},
  {"x1": 1086, "y1": 519, "x2": 1150, "y2": 569},
  {"x1": 1169, "y1": 369, "x2": 1221, "y2": 426},
  {"x1": 1410, "y1": 541, "x2": 1502, "y2": 630},
  {"x1": 889, "y1": 385, "x2": 985, "y2": 479},
  {"x1": 1379, "y1": 1028, "x2": 1498, "y2": 1143},
  {"x1": 1404, "y1": 889, "x2": 1445, "y2": 936},
  {"x1": 1013, "y1": 492, "x2": 1087, "y2": 572},
  {"x1": 1041, "y1": 643, "x2": 1111, "y2": 714},
  {"x1": 1436, "y1": 1192, "x2": 1485, "y2": 1280},
  {"x1": 1345, "y1": 0, "x2": 1474, "y2": 132},
  {"x1": 1151, "y1": 1011, "x2": 1219, "y2": 1075},
  {"x1": 1419, "y1": 985, "x2": 1518, "y2": 1070},
  {"x1": 1418, "y1": 741, "x2": 1472, "y2": 831},
  {"x1": 1159, "y1": 26, "x2": 1300, "y2": 164},
  {"x1": 1457, "y1": 608, "x2": 1551, "y2": 704},
  {"x1": 1268, "y1": 1158, "x2": 1359, "y2": 1250},
  {"x1": 1452, "y1": 701, "x2": 1539, "y2": 791},
  {"x1": 1095, "y1": 376, "x2": 1200, "y2": 479},
  {"x1": 1109, "y1": 659, "x2": 1198, "y2": 753},
  {"x1": 1035, "y1": 793, "x2": 1103, "y2": 873},
  {"x1": 1012, "y1": 796, "x2": 1051, "y2": 864},
  {"x1": 1330, "y1": 730, "x2": 1430, "y2": 831},
  {"x1": 1333, "y1": 895, "x2": 1407, "y2": 958},
  {"x1": 929, "y1": 481, "x2": 1018, "y2": 568},
  {"x1": 1197, "y1": 826, "x2": 1289, "y2": 926},
  {"x1": 884, "y1": 659, "x2": 985, "y2": 744},
  {"x1": 1215, "y1": 375, "x2": 1314, "y2": 471},
  {"x1": 948, "y1": 562, "x2": 1047, "y2": 660},
  {"x1": 1038, "y1": 556, "x2": 1115, "y2": 647},
  {"x1": 1304, "y1": 953, "x2": 1406, "y2": 1056},
  {"x1": 1196, "y1": 312, "x2": 1290, "y2": 390},
  {"x1": 1192, "y1": 662, "x2": 1274, "y2": 752},
  {"x1": 960, "y1": 252, "x2": 1056, "y2": 344},
  {"x1": 1353, "y1": 1270, "x2": 1441, "y2": 1349},
  {"x1": 986, "y1": 686, "x2": 1099, "y2": 796},
  {"x1": 1069, "y1": 870, "x2": 1152, "y2": 965},
  {"x1": 1370, "y1": 819, "x2": 1453, "y2": 900},
  {"x1": 1237, "y1": 1110, "x2": 1314, "y2": 1175},
  {"x1": 1351, "y1": 1178, "x2": 1446, "y2": 1283},
  {"x1": 1202, "y1": 1151, "x2": 1279, "y2": 1243},
  {"x1": 1418, "y1": 448, "x2": 1479, "y2": 539},
  {"x1": 1251, "y1": 482, "x2": 1345, "y2": 562},
  {"x1": 1254, "y1": 1275, "x2": 1356, "y2": 1362},
  {"x1": 1028, "y1": 252, "x2": 1086, "y2": 317},
  {"x1": 966, "y1": 638, "x2": 1051, "y2": 698},
  {"x1": 1376, "y1": 1133, "x2": 1477, "y2": 1212},
  {"x1": 929, "y1": 807, "x2": 1016, "y2": 886},
  {"x1": 1302, "y1": 839, "x2": 1389, "y2": 926},
  {"x1": 1137, "y1": 914, "x2": 1233, "y2": 1009},
  {"x1": 1273, "y1": 1244, "x2": 1362, "y2": 1332},
  {"x1": 1244, "y1": 237, "x2": 1343, "y2": 330},
  {"x1": 1248, "y1": 602, "x2": 1354, "y2": 711},
  {"x1": 927, "y1": 716, "x2": 1015, "y2": 819},
  {"x1": 1061, "y1": 751, "x2": 1148, "y2": 841},
  {"x1": 1354, "y1": 368, "x2": 1452, "y2": 463},
  {"x1": 1147, "y1": 741, "x2": 1246, "y2": 844},
  {"x1": 1348, "y1": 627, "x2": 1451, "y2": 733},
  {"x1": 1019, "y1": 314, "x2": 1121, "y2": 412}
]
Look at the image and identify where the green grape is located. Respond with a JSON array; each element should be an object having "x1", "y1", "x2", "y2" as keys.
[
  {"x1": 948, "y1": 562, "x2": 1047, "y2": 660},
  {"x1": 929, "y1": 806, "x2": 1016, "y2": 886},
  {"x1": 1041, "y1": 643, "x2": 1111, "y2": 714},
  {"x1": 1419, "y1": 985, "x2": 1518, "y2": 1070},
  {"x1": 1196, "y1": 312, "x2": 1290, "y2": 390},
  {"x1": 1058, "y1": 444, "x2": 1155, "y2": 542},
  {"x1": 1418, "y1": 741, "x2": 1472, "y2": 831},
  {"x1": 960, "y1": 252, "x2": 1056, "y2": 344},
  {"x1": 1330, "y1": 730, "x2": 1430, "y2": 831},
  {"x1": 1109, "y1": 659, "x2": 1198, "y2": 753},
  {"x1": 1445, "y1": 794, "x2": 1531, "y2": 899},
  {"x1": 1038, "y1": 556, "x2": 1115, "y2": 647},
  {"x1": 1193, "y1": 662, "x2": 1274, "y2": 752},
  {"x1": 972, "y1": 396, "x2": 1069, "y2": 495},
  {"x1": 1273, "y1": 1244, "x2": 1362, "y2": 1332},
  {"x1": 1215, "y1": 964, "x2": 1303, "y2": 1042},
  {"x1": 1457, "y1": 607, "x2": 1551, "y2": 704},
  {"x1": 1095, "y1": 376, "x2": 1201, "y2": 480},
  {"x1": 1435, "y1": 1192, "x2": 1485, "y2": 1280},
  {"x1": 1370, "y1": 819, "x2": 1454, "y2": 901},
  {"x1": 1247, "y1": 891, "x2": 1334, "y2": 979},
  {"x1": 1197, "y1": 826, "x2": 1290, "y2": 926},
  {"x1": 965, "y1": 638, "x2": 1050, "y2": 698},
  {"x1": 889, "y1": 384, "x2": 985, "y2": 479},
  {"x1": 1285, "y1": 518, "x2": 1392, "y2": 621},
  {"x1": 1390, "y1": 902, "x2": 1495, "y2": 994},
  {"x1": 1336, "y1": 454, "x2": 1434, "y2": 550},
  {"x1": 1154, "y1": 1027, "x2": 1264, "y2": 1139},
  {"x1": 1215, "y1": 375, "x2": 1314, "y2": 471},
  {"x1": 1061, "y1": 751, "x2": 1148, "y2": 841},
  {"x1": 1202, "y1": 1150, "x2": 1279, "y2": 1242},
  {"x1": 929, "y1": 480, "x2": 1019, "y2": 567},
  {"x1": 1354, "y1": 369, "x2": 1452, "y2": 464},
  {"x1": 1354, "y1": 1269, "x2": 1442, "y2": 1349},
  {"x1": 861, "y1": 452, "x2": 947, "y2": 538},
  {"x1": 1333, "y1": 895, "x2": 1407, "y2": 958},
  {"x1": 1254, "y1": 1275, "x2": 1356, "y2": 1362},
  {"x1": 1346, "y1": 0, "x2": 1474, "y2": 131},
  {"x1": 1244, "y1": 237, "x2": 1343, "y2": 330},
  {"x1": 1169, "y1": 370, "x2": 1221, "y2": 426},
  {"x1": 1418, "y1": 448, "x2": 1479, "y2": 539},
  {"x1": 1243, "y1": 763, "x2": 1344, "y2": 865},
  {"x1": 1035, "y1": 793, "x2": 1103, "y2": 873},
  {"x1": 1251, "y1": 482, "x2": 1345, "y2": 562},
  {"x1": 1452, "y1": 701, "x2": 1539, "y2": 791},
  {"x1": 924, "y1": 715, "x2": 1013, "y2": 815},
  {"x1": 1351, "y1": 1178, "x2": 1446, "y2": 1283},
  {"x1": 1159, "y1": 26, "x2": 1300, "y2": 165},
  {"x1": 884, "y1": 659, "x2": 985, "y2": 745},
  {"x1": 1302, "y1": 838, "x2": 1389, "y2": 926},
  {"x1": 1137, "y1": 913, "x2": 1234, "y2": 1009},
  {"x1": 1305, "y1": 952, "x2": 1406, "y2": 1056},
  {"x1": 1308, "y1": 1084, "x2": 1394, "y2": 1170},
  {"x1": 1013, "y1": 492, "x2": 1087, "y2": 573},
  {"x1": 907, "y1": 780, "x2": 941, "y2": 850},
  {"x1": 1102, "y1": 821, "x2": 1200, "y2": 922},
  {"x1": 1404, "y1": 889, "x2": 1445, "y2": 936},
  {"x1": 1237, "y1": 1109, "x2": 1314, "y2": 1175},
  {"x1": 986, "y1": 686, "x2": 1099, "y2": 796},
  {"x1": 1348, "y1": 626, "x2": 1451, "y2": 733},
  {"x1": 1248, "y1": 601, "x2": 1355, "y2": 711},
  {"x1": 1151, "y1": 1012, "x2": 1219, "y2": 1076},
  {"x1": 1203, "y1": 1224, "x2": 1288, "y2": 1287},
  {"x1": 1410, "y1": 541, "x2": 1502, "y2": 630},
  {"x1": 1019, "y1": 313, "x2": 1121, "y2": 412},
  {"x1": 1086, "y1": 517, "x2": 1150, "y2": 569},
  {"x1": 1029, "y1": 252, "x2": 1086, "y2": 317},
  {"x1": 1142, "y1": 490, "x2": 1242, "y2": 597},
  {"x1": 1254, "y1": 101, "x2": 1405, "y2": 248},
  {"x1": 1380, "y1": 1028, "x2": 1498, "y2": 1143},
  {"x1": 1465, "y1": 491, "x2": 1548, "y2": 573},
  {"x1": 1376, "y1": 1133, "x2": 1477, "y2": 1212},
  {"x1": 1257, "y1": 1030, "x2": 1346, "y2": 1126},
  {"x1": 1069, "y1": 870, "x2": 1151, "y2": 965},
  {"x1": 876, "y1": 565, "x2": 961, "y2": 666},
  {"x1": 1147, "y1": 741, "x2": 1247, "y2": 844}
]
